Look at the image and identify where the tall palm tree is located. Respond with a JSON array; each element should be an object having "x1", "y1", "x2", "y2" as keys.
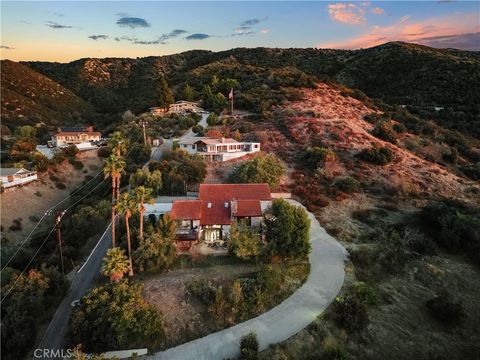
[
  {"x1": 101, "y1": 247, "x2": 130, "y2": 282},
  {"x1": 116, "y1": 192, "x2": 138, "y2": 276},
  {"x1": 134, "y1": 186, "x2": 154, "y2": 240},
  {"x1": 108, "y1": 131, "x2": 128, "y2": 200},
  {"x1": 103, "y1": 154, "x2": 126, "y2": 247}
]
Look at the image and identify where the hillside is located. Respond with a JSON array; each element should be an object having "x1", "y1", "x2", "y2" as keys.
[
  {"x1": 218, "y1": 82, "x2": 480, "y2": 360},
  {"x1": 0, "y1": 60, "x2": 95, "y2": 129},
  {"x1": 23, "y1": 42, "x2": 480, "y2": 136}
]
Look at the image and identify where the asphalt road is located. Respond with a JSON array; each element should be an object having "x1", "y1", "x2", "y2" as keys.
[
  {"x1": 148, "y1": 200, "x2": 347, "y2": 360},
  {"x1": 34, "y1": 223, "x2": 112, "y2": 360}
]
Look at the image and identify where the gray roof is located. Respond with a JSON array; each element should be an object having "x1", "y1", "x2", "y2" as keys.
[{"x1": 0, "y1": 168, "x2": 28, "y2": 176}]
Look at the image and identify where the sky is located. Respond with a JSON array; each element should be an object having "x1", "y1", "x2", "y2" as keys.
[{"x1": 1, "y1": 1, "x2": 479, "y2": 62}]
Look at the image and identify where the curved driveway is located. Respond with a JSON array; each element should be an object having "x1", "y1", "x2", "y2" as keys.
[{"x1": 148, "y1": 200, "x2": 347, "y2": 360}]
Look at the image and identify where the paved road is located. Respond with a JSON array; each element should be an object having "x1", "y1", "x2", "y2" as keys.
[
  {"x1": 148, "y1": 200, "x2": 347, "y2": 360},
  {"x1": 35, "y1": 223, "x2": 113, "y2": 359}
]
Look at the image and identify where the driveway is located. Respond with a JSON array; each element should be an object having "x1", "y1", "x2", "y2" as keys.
[{"x1": 148, "y1": 200, "x2": 347, "y2": 360}]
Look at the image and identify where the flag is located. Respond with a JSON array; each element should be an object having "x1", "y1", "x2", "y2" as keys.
[{"x1": 228, "y1": 88, "x2": 233, "y2": 100}]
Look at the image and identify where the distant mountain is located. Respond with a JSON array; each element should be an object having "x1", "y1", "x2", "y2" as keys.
[
  {"x1": 1, "y1": 60, "x2": 95, "y2": 129},
  {"x1": 10, "y1": 42, "x2": 480, "y2": 135}
]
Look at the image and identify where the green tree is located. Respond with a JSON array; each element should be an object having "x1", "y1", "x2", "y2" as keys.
[
  {"x1": 103, "y1": 154, "x2": 126, "y2": 247},
  {"x1": 157, "y1": 213, "x2": 177, "y2": 239},
  {"x1": 115, "y1": 192, "x2": 139, "y2": 276},
  {"x1": 228, "y1": 222, "x2": 262, "y2": 260},
  {"x1": 70, "y1": 280, "x2": 164, "y2": 351},
  {"x1": 207, "y1": 113, "x2": 219, "y2": 126},
  {"x1": 101, "y1": 247, "x2": 130, "y2": 282},
  {"x1": 300, "y1": 147, "x2": 336, "y2": 169},
  {"x1": 264, "y1": 199, "x2": 311, "y2": 259},
  {"x1": 134, "y1": 231, "x2": 177, "y2": 273},
  {"x1": 182, "y1": 83, "x2": 196, "y2": 101},
  {"x1": 156, "y1": 76, "x2": 174, "y2": 111},
  {"x1": 16, "y1": 125, "x2": 37, "y2": 139},
  {"x1": 129, "y1": 168, "x2": 163, "y2": 195},
  {"x1": 229, "y1": 153, "x2": 285, "y2": 188}
]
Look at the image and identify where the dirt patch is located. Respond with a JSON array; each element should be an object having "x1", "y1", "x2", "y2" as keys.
[
  {"x1": 0, "y1": 150, "x2": 102, "y2": 244},
  {"x1": 142, "y1": 263, "x2": 258, "y2": 348}
]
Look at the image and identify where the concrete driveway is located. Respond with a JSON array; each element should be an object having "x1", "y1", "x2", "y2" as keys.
[{"x1": 148, "y1": 200, "x2": 347, "y2": 360}]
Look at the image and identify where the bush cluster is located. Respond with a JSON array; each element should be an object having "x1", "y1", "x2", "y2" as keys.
[{"x1": 359, "y1": 146, "x2": 394, "y2": 165}]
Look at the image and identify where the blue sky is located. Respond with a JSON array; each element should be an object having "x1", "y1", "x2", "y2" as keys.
[{"x1": 1, "y1": 1, "x2": 479, "y2": 62}]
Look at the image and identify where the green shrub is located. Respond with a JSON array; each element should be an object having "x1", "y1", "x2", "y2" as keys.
[
  {"x1": 332, "y1": 294, "x2": 369, "y2": 332},
  {"x1": 359, "y1": 146, "x2": 394, "y2": 165},
  {"x1": 426, "y1": 291, "x2": 464, "y2": 325},
  {"x1": 299, "y1": 147, "x2": 336, "y2": 169},
  {"x1": 55, "y1": 182, "x2": 67, "y2": 190},
  {"x1": 334, "y1": 176, "x2": 360, "y2": 193},
  {"x1": 352, "y1": 282, "x2": 377, "y2": 307},
  {"x1": 421, "y1": 200, "x2": 480, "y2": 264},
  {"x1": 185, "y1": 280, "x2": 216, "y2": 304},
  {"x1": 73, "y1": 160, "x2": 84, "y2": 170},
  {"x1": 372, "y1": 121, "x2": 398, "y2": 143},
  {"x1": 229, "y1": 153, "x2": 285, "y2": 189},
  {"x1": 240, "y1": 332, "x2": 259, "y2": 360}
]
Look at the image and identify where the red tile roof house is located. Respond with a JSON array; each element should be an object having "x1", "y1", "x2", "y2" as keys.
[
  {"x1": 178, "y1": 137, "x2": 261, "y2": 162},
  {"x1": 170, "y1": 183, "x2": 272, "y2": 251}
]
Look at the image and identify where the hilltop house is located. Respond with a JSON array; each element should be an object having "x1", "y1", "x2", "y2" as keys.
[
  {"x1": 150, "y1": 101, "x2": 201, "y2": 116},
  {"x1": 178, "y1": 137, "x2": 261, "y2": 161},
  {"x1": 170, "y1": 183, "x2": 272, "y2": 250},
  {"x1": 52, "y1": 126, "x2": 101, "y2": 148},
  {"x1": 0, "y1": 168, "x2": 37, "y2": 191}
]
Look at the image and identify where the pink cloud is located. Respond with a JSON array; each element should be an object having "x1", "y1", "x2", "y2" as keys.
[
  {"x1": 371, "y1": 7, "x2": 384, "y2": 15},
  {"x1": 318, "y1": 13, "x2": 480, "y2": 50},
  {"x1": 328, "y1": 3, "x2": 367, "y2": 25},
  {"x1": 260, "y1": 28, "x2": 270, "y2": 34}
]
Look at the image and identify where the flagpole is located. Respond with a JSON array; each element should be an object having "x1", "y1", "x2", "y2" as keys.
[{"x1": 229, "y1": 88, "x2": 234, "y2": 116}]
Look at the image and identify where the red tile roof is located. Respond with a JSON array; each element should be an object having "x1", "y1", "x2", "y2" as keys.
[
  {"x1": 170, "y1": 200, "x2": 202, "y2": 220},
  {"x1": 235, "y1": 200, "x2": 262, "y2": 217},
  {"x1": 171, "y1": 184, "x2": 271, "y2": 226},
  {"x1": 199, "y1": 183, "x2": 271, "y2": 203}
]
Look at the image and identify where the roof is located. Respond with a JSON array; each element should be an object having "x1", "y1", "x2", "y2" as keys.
[
  {"x1": 171, "y1": 184, "x2": 271, "y2": 226},
  {"x1": 55, "y1": 132, "x2": 101, "y2": 137},
  {"x1": 236, "y1": 200, "x2": 262, "y2": 217},
  {"x1": 0, "y1": 168, "x2": 29, "y2": 176},
  {"x1": 179, "y1": 137, "x2": 204, "y2": 145},
  {"x1": 171, "y1": 200, "x2": 202, "y2": 220},
  {"x1": 197, "y1": 138, "x2": 239, "y2": 145},
  {"x1": 199, "y1": 183, "x2": 272, "y2": 203}
]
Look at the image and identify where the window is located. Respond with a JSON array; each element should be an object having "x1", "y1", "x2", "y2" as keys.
[{"x1": 254, "y1": 144, "x2": 259, "y2": 148}]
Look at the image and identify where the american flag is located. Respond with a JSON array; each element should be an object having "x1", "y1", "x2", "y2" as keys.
[{"x1": 228, "y1": 88, "x2": 233, "y2": 100}]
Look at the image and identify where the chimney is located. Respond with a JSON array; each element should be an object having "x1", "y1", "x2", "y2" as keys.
[
  {"x1": 231, "y1": 199, "x2": 237, "y2": 220},
  {"x1": 221, "y1": 137, "x2": 225, "y2": 143}
]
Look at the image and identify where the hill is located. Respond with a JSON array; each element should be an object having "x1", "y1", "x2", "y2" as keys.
[
  {"x1": 23, "y1": 42, "x2": 480, "y2": 136},
  {"x1": 1, "y1": 60, "x2": 95, "y2": 130}
]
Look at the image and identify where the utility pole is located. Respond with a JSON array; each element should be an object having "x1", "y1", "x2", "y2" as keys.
[
  {"x1": 55, "y1": 210, "x2": 67, "y2": 274},
  {"x1": 142, "y1": 121, "x2": 147, "y2": 146}
]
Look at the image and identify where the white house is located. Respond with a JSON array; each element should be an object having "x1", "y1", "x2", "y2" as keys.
[
  {"x1": 178, "y1": 137, "x2": 261, "y2": 161},
  {"x1": 168, "y1": 101, "x2": 201, "y2": 114},
  {"x1": 0, "y1": 168, "x2": 37, "y2": 191}
]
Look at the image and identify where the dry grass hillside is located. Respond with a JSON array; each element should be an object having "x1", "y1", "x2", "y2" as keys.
[{"x1": 228, "y1": 83, "x2": 480, "y2": 359}]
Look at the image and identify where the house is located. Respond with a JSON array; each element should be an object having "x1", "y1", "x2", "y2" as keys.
[
  {"x1": 170, "y1": 183, "x2": 272, "y2": 250},
  {"x1": 178, "y1": 137, "x2": 261, "y2": 161},
  {"x1": 168, "y1": 101, "x2": 201, "y2": 114},
  {"x1": 150, "y1": 101, "x2": 201, "y2": 116},
  {"x1": 52, "y1": 126, "x2": 101, "y2": 147},
  {"x1": 0, "y1": 168, "x2": 37, "y2": 191}
]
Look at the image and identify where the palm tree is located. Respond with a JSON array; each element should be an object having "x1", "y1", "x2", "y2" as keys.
[
  {"x1": 103, "y1": 154, "x2": 126, "y2": 247},
  {"x1": 134, "y1": 186, "x2": 154, "y2": 240},
  {"x1": 116, "y1": 192, "x2": 138, "y2": 276},
  {"x1": 108, "y1": 131, "x2": 128, "y2": 199},
  {"x1": 101, "y1": 247, "x2": 130, "y2": 282}
]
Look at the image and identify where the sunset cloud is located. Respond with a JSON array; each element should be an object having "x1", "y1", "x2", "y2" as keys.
[
  {"x1": 116, "y1": 17, "x2": 150, "y2": 29},
  {"x1": 371, "y1": 7, "x2": 385, "y2": 15},
  {"x1": 328, "y1": 3, "x2": 367, "y2": 25},
  {"x1": 260, "y1": 28, "x2": 270, "y2": 34},
  {"x1": 318, "y1": 13, "x2": 479, "y2": 50}
]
